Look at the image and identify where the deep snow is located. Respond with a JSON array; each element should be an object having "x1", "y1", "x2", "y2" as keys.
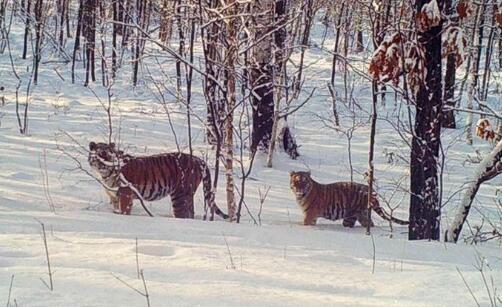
[{"x1": 0, "y1": 8, "x2": 501, "y2": 307}]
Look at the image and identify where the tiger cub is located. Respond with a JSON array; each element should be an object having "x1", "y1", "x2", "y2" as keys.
[
  {"x1": 290, "y1": 171, "x2": 408, "y2": 227},
  {"x1": 88, "y1": 142, "x2": 228, "y2": 220}
]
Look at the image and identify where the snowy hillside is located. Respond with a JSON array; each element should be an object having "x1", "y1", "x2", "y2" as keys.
[{"x1": 1, "y1": 2, "x2": 501, "y2": 306}]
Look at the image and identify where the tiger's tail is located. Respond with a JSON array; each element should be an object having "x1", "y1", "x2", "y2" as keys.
[
  {"x1": 202, "y1": 162, "x2": 229, "y2": 220},
  {"x1": 370, "y1": 197, "x2": 409, "y2": 225}
]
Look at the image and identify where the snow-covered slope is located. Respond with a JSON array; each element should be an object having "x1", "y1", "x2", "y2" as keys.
[{"x1": 1, "y1": 12, "x2": 501, "y2": 307}]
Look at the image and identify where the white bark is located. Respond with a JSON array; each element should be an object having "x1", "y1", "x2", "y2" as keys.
[
  {"x1": 446, "y1": 139, "x2": 502, "y2": 242},
  {"x1": 465, "y1": 2, "x2": 485, "y2": 145},
  {"x1": 225, "y1": 0, "x2": 237, "y2": 221}
]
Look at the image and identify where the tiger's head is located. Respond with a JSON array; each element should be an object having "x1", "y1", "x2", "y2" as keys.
[
  {"x1": 290, "y1": 171, "x2": 313, "y2": 199},
  {"x1": 88, "y1": 142, "x2": 124, "y2": 179}
]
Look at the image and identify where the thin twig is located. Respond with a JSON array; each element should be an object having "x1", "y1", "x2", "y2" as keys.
[
  {"x1": 370, "y1": 234, "x2": 376, "y2": 275},
  {"x1": 136, "y1": 238, "x2": 140, "y2": 279},
  {"x1": 37, "y1": 220, "x2": 53, "y2": 291},
  {"x1": 139, "y1": 270, "x2": 151, "y2": 307},
  {"x1": 6, "y1": 275, "x2": 14, "y2": 307},
  {"x1": 222, "y1": 233, "x2": 236, "y2": 270},
  {"x1": 456, "y1": 267, "x2": 481, "y2": 307}
]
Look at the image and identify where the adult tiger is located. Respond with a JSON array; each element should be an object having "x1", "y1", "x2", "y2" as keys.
[
  {"x1": 290, "y1": 171, "x2": 408, "y2": 227},
  {"x1": 88, "y1": 141, "x2": 228, "y2": 220}
]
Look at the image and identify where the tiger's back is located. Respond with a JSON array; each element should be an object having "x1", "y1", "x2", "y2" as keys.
[
  {"x1": 317, "y1": 181, "x2": 369, "y2": 220},
  {"x1": 120, "y1": 153, "x2": 204, "y2": 202}
]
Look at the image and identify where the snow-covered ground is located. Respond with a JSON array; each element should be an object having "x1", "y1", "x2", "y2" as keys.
[{"x1": 1, "y1": 11, "x2": 501, "y2": 307}]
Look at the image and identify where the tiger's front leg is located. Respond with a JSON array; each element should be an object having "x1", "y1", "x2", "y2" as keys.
[
  {"x1": 171, "y1": 193, "x2": 195, "y2": 219},
  {"x1": 106, "y1": 190, "x2": 121, "y2": 213},
  {"x1": 303, "y1": 211, "x2": 318, "y2": 226},
  {"x1": 118, "y1": 187, "x2": 134, "y2": 215}
]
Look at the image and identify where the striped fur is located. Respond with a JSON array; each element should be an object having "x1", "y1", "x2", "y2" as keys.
[
  {"x1": 290, "y1": 171, "x2": 408, "y2": 227},
  {"x1": 88, "y1": 142, "x2": 228, "y2": 219}
]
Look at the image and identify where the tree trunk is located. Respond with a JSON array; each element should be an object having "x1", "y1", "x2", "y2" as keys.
[
  {"x1": 250, "y1": 0, "x2": 274, "y2": 153},
  {"x1": 266, "y1": 0, "x2": 288, "y2": 167},
  {"x1": 159, "y1": 0, "x2": 173, "y2": 42},
  {"x1": 112, "y1": 0, "x2": 118, "y2": 78},
  {"x1": 445, "y1": 139, "x2": 502, "y2": 242},
  {"x1": 355, "y1": 30, "x2": 364, "y2": 53},
  {"x1": 367, "y1": 81, "x2": 378, "y2": 235},
  {"x1": 466, "y1": 1, "x2": 486, "y2": 145},
  {"x1": 33, "y1": 0, "x2": 43, "y2": 85},
  {"x1": 479, "y1": 0, "x2": 497, "y2": 102},
  {"x1": 202, "y1": 0, "x2": 225, "y2": 146},
  {"x1": 199, "y1": 0, "x2": 225, "y2": 220},
  {"x1": 133, "y1": 0, "x2": 146, "y2": 86},
  {"x1": 225, "y1": 0, "x2": 237, "y2": 221},
  {"x1": 58, "y1": 0, "x2": 66, "y2": 48},
  {"x1": 71, "y1": 0, "x2": 84, "y2": 84},
  {"x1": 409, "y1": 0, "x2": 444, "y2": 241},
  {"x1": 294, "y1": 0, "x2": 313, "y2": 95},
  {"x1": 174, "y1": 0, "x2": 183, "y2": 93},
  {"x1": 330, "y1": 3, "x2": 345, "y2": 87},
  {"x1": 83, "y1": 0, "x2": 96, "y2": 86},
  {"x1": 22, "y1": 0, "x2": 31, "y2": 59},
  {"x1": 442, "y1": 0, "x2": 456, "y2": 128}
]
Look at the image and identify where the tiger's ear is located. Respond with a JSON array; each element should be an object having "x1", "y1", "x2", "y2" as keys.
[
  {"x1": 306, "y1": 171, "x2": 311, "y2": 176},
  {"x1": 89, "y1": 142, "x2": 97, "y2": 151}
]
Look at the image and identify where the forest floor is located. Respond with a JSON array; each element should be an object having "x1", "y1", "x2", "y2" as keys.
[{"x1": 1, "y1": 14, "x2": 501, "y2": 307}]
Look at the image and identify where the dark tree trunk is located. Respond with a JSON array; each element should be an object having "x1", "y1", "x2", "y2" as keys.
[
  {"x1": 250, "y1": 63, "x2": 274, "y2": 152},
  {"x1": 83, "y1": 0, "x2": 96, "y2": 86},
  {"x1": 65, "y1": 0, "x2": 71, "y2": 38},
  {"x1": 442, "y1": 0, "x2": 456, "y2": 129},
  {"x1": 202, "y1": 0, "x2": 225, "y2": 146},
  {"x1": 175, "y1": 0, "x2": 184, "y2": 93},
  {"x1": 479, "y1": 1, "x2": 497, "y2": 102},
  {"x1": 330, "y1": 3, "x2": 345, "y2": 87},
  {"x1": 112, "y1": 0, "x2": 118, "y2": 78},
  {"x1": 121, "y1": 0, "x2": 132, "y2": 47},
  {"x1": 159, "y1": 0, "x2": 172, "y2": 42},
  {"x1": 133, "y1": 0, "x2": 145, "y2": 86},
  {"x1": 294, "y1": 0, "x2": 313, "y2": 95},
  {"x1": 499, "y1": 33, "x2": 502, "y2": 70},
  {"x1": 409, "y1": 0, "x2": 444, "y2": 241},
  {"x1": 22, "y1": 0, "x2": 31, "y2": 59},
  {"x1": 274, "y1": 0, "x2": 298, "y2": 159},
  {"x1": 58, "y1": 0, "x2": 66, "y2": 48},
  {"x1": 133, "y1": 0, "x2": 151, "y2": 86},
  {"x1": 33, "y1": 0, "x2": 43, "y2": 85},
  {"x1": 99, "y1": 1, "x2": 106, "y2": 87},
  {"x1": 71, "y1": 0, "x2": 84, "y2": 83},
  {"x1": 355, "y1": 30, "x2": 364, "y2": 52},
  {"x1": 184, "y1": 3, "x2": 196, "y2": 156},
  {"x1": 367, "y1": 81, "x2": 378, "y2": 235}
]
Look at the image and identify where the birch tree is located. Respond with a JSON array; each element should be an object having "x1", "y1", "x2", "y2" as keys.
[
  {"x1": 445, "y1": 137, "x2": 502, "y2": 242},
  {"x1": 224, "y1": 0, "x2": 238, "y2": 221},
  {"x1": 250, "y1": 0, "x2": 274, "y2": 153}
]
